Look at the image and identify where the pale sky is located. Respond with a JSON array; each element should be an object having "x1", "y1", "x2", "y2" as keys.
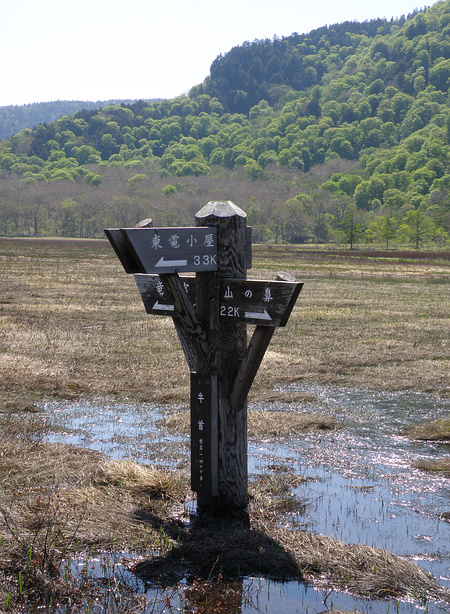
[{"x1": 0, "y1": 0, "x2": 430, "y2": 107}]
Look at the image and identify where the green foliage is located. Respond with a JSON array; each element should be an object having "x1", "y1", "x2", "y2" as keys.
[{"x1": 162, "y1": 184, "x2": 177, "y2": 196}]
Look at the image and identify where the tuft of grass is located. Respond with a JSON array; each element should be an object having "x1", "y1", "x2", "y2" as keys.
[
  {"x1": 95, "y1": 459, "x2": 173, "y2": 495},
  {"x1": 413, "y1": 457, "x2": 450, "y2": 476},
  {"x1": 248, "y1": 409, "x2": 339, "y2": 438},
  {"x1": 403, "y1": 417, "x2": 450, "y2": 442},
  {"x1": 0, "y1": 427, "x2": 188, "y2": 611}
]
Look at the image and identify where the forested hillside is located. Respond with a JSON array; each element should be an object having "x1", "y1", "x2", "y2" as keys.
[{"x1": 1, "y1": 0, "x2": 449, "y2": 247}]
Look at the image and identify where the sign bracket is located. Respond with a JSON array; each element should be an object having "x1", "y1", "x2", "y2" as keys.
[{"x1": 159, "y1": 272, "x2": 208, "y2": 360}]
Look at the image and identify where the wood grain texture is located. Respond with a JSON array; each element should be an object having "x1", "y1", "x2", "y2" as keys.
[
  {"x1": 104, "y1": 229, "x2": 143, "y2": 274},
  {"x1": 230, "y1": 271, "x2": 301, "y2": 411},
  {"x1": 195, "y1": 201, "x2": 248, "y2": 511},
  {"x1": 159, "y1": 272, "x2": 208, "y2": 360},
  {"x1": 230, "y1": 326, "x2": 275, "y2": 412}
]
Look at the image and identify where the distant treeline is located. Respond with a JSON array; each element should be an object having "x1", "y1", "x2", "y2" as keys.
[{"x1": 0, "y1": 99, "x2": 161, "y2": 140}]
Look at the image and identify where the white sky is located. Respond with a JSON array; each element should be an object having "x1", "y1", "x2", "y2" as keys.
[{"x1": 0, "y1": 0, "x2": 430, "y2": 107}]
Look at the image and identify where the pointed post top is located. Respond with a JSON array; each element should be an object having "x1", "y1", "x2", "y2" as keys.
[{"x1": 196, "y1": 201, "x2": 246, "y2": 221}]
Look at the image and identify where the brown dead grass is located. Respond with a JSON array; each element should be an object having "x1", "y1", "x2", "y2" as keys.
[
  {"x1": 248, "y1": 410, "x2": 339, "y2": 438},
  {"x1": 0, "y1": 438, "x2": 182, "y2": 555},
  {"x1": 135, "y1": 479, "x2": 450, "y2": 605},
  {"x1": 1, "y1": 429, "x2": 449, "y2": 609},
  {"x1": 0, "y1": 426, "x2": 188, "y2": 610},
  {"x1": 403, "y1": 417, "x2": 450, "y2": 442},
  {"x1": 413, "y1": 457, "x2": 450, "y2": 476},
  {"x1": 158, "y1": 408, "x2": 339, "y2": 439},
  {"x1": 1, "y1": 238, "x2": 449, "y2": 609},
  {"x1": 0, "y1": 238, "x2": 449, "y2": 409}
]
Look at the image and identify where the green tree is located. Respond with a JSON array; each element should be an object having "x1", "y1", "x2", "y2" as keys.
[
  {"x1": 244, "y1": 160, "x2": 264, "y2": 180},
  {"x1": 397, "y1": 210, "x2": 435, "y2": 248},
  {"x1": 337, "y1": 203, "x2": 365, "y2": 249},
  {"x1": 365, "y1": 215, "x2": 398, "y2": 247},
  {"x1": 429, "y1": 59, "x2": 450, "y2": 91},
  {"x1": 60, "y1": 199, "x2": 81, "y2": 237}
]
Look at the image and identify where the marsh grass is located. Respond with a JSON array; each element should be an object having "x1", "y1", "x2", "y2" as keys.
[
  {"x1": 403, "y1": 417, "x2": 450, "y2": 442},
  {"x1": 159, "y1": 408, "x2": 339, "y2": 439},
  {"x1": 413, "y1": 457, "x2": 450, "y2": 476},
  {"x1": 134, "y1": 475, "x2": 450, "y2": 606},
  {"x1": 1, "y1": 425, "x2": 450, "y2": 611},
  {"x1": 0, "y1": 238, "x2": 449, "y2": 409},
  {"x1": 0, "y1": 425, "x2": 186, "y2": 611}
]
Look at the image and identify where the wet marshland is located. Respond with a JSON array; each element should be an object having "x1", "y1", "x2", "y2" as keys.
[{"x1": 45, "y1": 385, "x2": 450, "y2": 613}]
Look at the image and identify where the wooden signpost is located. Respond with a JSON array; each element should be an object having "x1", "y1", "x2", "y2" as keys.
[{"x1": 105, "y1": 201, "x2": 303, "y2": 512}]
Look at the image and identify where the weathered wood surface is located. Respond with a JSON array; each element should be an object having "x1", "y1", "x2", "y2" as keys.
[
  {"x1": 104, "y1": 229, "x2": 143, "y2": 274},
  {"x1": 230, "y1": 271, "x2": 301, "y2": 411},
  {"x1": 194, "y1": 201, "x2": 248, "y2": 511},
  {"x1": 134, "y1": 274, "x2": 196, "y2": 316},
  {"x1": 106, "y1": 206, "x2": 304, "y2": 514},
  {"x1": 120, "y1": 227, "x2": 218, "y2": 274},
  {"x1": 230, "y1": 326, "x2": 275, "y2": 413},
  {"x1": 218, "y1": 278, "x2": 303, "y2": 327},
  {"x1": 190, "y1": 373, "x2": 218, "y2": 496},
  {"x1": 159, "y1": 272, "x2": 208, "y2": 360}
]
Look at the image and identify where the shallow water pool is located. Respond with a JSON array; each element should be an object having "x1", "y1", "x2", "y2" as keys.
[{"x1": 45, "y1": 385, "x2": 450, "y2": 613}]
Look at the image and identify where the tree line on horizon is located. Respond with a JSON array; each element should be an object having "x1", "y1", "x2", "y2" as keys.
[
  {"x1": 0, "y1": 1, "x2": 449, "y2": 248},
  {"x1": 0, "y1": 99, "x2": 162, "y2": 141}
]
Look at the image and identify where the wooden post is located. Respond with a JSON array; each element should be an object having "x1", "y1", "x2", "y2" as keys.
[
  {"x1": 194, "y1": 201, "x2": 248, "y2": 512},
  {"x1": 105, "y1": 205, "x2": 303, "y2": 515}
]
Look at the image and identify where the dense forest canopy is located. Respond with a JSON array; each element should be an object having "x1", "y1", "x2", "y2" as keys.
[{"x1": 0, "y1": 0, "x2": 449, "y2": 247}]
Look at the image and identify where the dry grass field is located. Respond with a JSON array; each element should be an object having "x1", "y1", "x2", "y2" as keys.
[
  {"x1": 0, "y1": 236, "x2": 449, "y2": 611},
  {"x1": 0, "y1": 238, "x2": 448, "y2": 411}
]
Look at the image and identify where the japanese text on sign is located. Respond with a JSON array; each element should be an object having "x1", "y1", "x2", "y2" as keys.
[
  {"x1": 190, "y1": 373, "x2": 218, "y2": 496},
  {"x1": 120, "y1": 227, "x2": 218, "y2": 274}
]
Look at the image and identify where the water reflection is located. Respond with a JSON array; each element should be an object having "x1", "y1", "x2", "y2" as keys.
[{"x1": 45, "y1": 386, "x2": 450, "y2": 613}]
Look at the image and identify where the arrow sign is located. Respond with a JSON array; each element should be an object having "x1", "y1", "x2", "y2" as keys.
[
  {"x1": 219, "y1": 278, "x2": 303, "y2": 327},
  {"x1": 105, "y1": 226, "x2": 253, "y2": 273},
  {"x1": 156, "y1": 257, "x2": 188, "y2": 268},
  {"x1": 135, "y1": 275, "x2": 303, "y2": 326},
  {"x1": 119, "y1": 227, "x2": 218, "y2": 274},
  {"x1": 244, "y1": 309, "x2": 272, "y2": 321},
  {"x1": 134, "y1": 274, "x2": 196, "y2": 315},
  {"x1": 152, "y1": 301, "x2": 175, "y2": 312}
]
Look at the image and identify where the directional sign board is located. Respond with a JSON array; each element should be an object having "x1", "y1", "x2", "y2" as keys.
[
  {"x1": 191, "y1": 373, "x2": 218, "y2": 496},
  {"x1": 120, "y1": 227, "x2": 218, "y2": 274},
  {"x1": 134, "y1": 274, "x2": 196, "y2": 316},
  {"x1": 105, "y1": 226, "x2": 253, "y2": 273},
  {"x1": 219, "y1": 278, "x2": 303, "y2": 327},
  {"x1": 133, "y1": 274, "x2": 303, "y2": 327}
]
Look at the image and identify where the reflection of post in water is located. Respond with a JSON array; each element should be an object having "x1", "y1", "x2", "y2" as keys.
[
  {"x1": 132, "y1": 511, "x2": 301, "y2": 611},
  {"x1": 182, "y1": 579, "x2": 244, "y2": 614}
]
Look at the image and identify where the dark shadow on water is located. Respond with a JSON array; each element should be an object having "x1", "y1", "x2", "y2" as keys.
[{"x1": 132, "y1": 507, "x2": 302, "y2": 587}]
